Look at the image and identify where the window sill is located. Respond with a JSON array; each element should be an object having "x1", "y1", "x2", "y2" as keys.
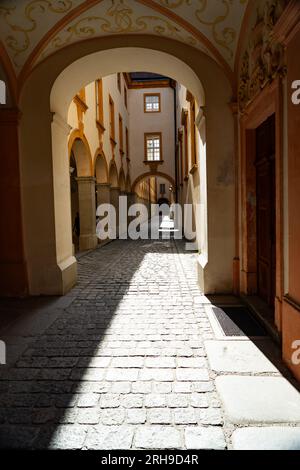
[
  {"x1": 96, "y1": 120, "x2": 105, "y2": 133},
  {"x1": 110, "y1": 137, "x2": 117, "y2": 147}
]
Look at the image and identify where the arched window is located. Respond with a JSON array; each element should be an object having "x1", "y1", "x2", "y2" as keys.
[{"x1": 0, "y1": 80, "x2": 6, "y2": 105}]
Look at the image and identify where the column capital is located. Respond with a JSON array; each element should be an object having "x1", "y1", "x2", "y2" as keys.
[
  {"x1": 76, "y1": 176, "x2": 96, "y2": 184},
  {"x1": 51, "y1": 112, "x2": 72, "y2": 135},
  {"x1": 96, "y1": 182, "x2": 111, "y2": 188}
]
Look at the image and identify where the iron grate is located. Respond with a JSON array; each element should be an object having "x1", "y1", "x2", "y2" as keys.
[{"x1": 212, "y1": 306, "x2": 267, "y2": 337}]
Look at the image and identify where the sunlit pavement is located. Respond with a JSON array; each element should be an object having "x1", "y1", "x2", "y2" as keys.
[{"x1": 0, "y1": 235, "x2": 300, "y2": 449}]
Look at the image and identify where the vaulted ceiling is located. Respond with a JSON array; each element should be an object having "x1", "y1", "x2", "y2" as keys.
[{"x1": 0, "y1": 0, "x2": 249, "y2": 83}]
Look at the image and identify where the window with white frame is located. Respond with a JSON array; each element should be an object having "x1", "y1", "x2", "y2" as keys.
[
  {"x1": 145, "y1": 134, "x2": 162, "y2": 161},
  {"x1": 144, "y1": 94, "x2": 160, "y2": 113}
]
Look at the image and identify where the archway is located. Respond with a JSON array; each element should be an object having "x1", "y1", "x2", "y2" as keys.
[
  {"x1": 69, "y1": 136, "x2": 97, "y2": 253},
  {"x1": 132, "y1": 171, "x2": 176, "y2": 195},
  {"x1": 94, "y1": 152, "x2": 108, "y2": 184},
  {"x1": 108, "y1": 160, "x2": 119, "y2": 188},
  {"x1": 18, "y1": 37, "x2": 234, "y2": 295},
  {"x1": 119, "y1": 167, "x2": 126, "y2": 192}
]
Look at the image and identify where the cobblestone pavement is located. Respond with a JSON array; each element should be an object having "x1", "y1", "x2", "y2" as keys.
[{"x1": 0, "y1": 237, "x2": 295, "y2": 449}]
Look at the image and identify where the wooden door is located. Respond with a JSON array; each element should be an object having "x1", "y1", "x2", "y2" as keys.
[{"x1": 255, "y1": 114, "x2": 276, "y2": 311}]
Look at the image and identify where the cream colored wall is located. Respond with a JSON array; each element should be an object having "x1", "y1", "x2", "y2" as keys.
[
  {"x1": 67, "y1": 73, "x2": 130, "y2": 181},
  {"x1": 128, "y1": 86, "x2": 175, "y2": 184}
]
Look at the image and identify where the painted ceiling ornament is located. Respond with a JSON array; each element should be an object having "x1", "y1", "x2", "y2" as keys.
[
  {"x1": 0, "y1": 0, "x2": 73, "y2": 66},
  {"x1": 39, "y1": 0, "x2": 199, "y2": 61},
  {"x1": 238, "y1": 0, "x2": 288, "y2": 111},
  {"x1": 158, "y1": 0, "x2": 193, "y2": 7},
  {"x1": 194, "y1": 0, "x2": 236, "y2": 59}
]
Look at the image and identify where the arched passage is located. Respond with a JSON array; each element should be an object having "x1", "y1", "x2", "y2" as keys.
[
  {"x1": 119, "y1": 168, "x2": 126, "y2": 192},
  {"x1": 94, "y1": 151, "x2": 108, "y2": 184},
  {"x1": 68, "y1": 132, "x2": 92, "y2": 177},
  {"x1": 132, "y1": 171, "x2": 176, "y2": 194},
  {"x1": 18, "y1": 36, "x2": 234, "y2": 295},
  {"x1": 108, "y1": 161, "x2": 119, "y2": 188}
]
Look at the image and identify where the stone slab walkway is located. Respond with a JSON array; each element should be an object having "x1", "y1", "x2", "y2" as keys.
[{"x1": 0, "y1": 238, "x2": 299, "y2": 449}]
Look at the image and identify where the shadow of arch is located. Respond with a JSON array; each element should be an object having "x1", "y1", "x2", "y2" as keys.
[
  {"x1": 68, "y1": 130, "x2": 93, "y2": 177},
  {"x1": 108, "y1": 160, "x2": 119, "y2": 188},
  {"x1": 132, "y1": 171, "x2": 175, "y2": 193},
  {"x1": 119, "y1": 167, "x2": 126, "y2": 192},
  {"x1": 94, "y1": 150, "x2": 108, "y2": 183}
]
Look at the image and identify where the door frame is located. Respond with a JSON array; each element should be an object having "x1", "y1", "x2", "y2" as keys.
[{"x1": 240, "y1": 77, "x2": 284, "y2": 333}]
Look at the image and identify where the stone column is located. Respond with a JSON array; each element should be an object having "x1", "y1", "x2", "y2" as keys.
[
  {"x1": 77, "y1": 176, "x2": 98, "y2": 251},
  {"x1": 110, "y1": 187, "x2": 120, "y2": 236},
  {"x1": 96, "y1": 183, "x2": 111, "y2": 208}
]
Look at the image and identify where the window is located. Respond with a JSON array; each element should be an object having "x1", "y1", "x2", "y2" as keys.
[
  {"x1": 145, "y1": 133, "x2": 162, "y2": 161},
  {"x1": 95, "y1": 79, "x2": 103, "y2": 124},
  {"x1": 124, "y1": 86, "x2": 128, "y2": 108},
  {"x1": 117, "y1": 73, "x2": 121, "y2": 93},
  {"x1": 126, "y1": 127, "x2": 129, "y2": 158},
  {"x1": 109, "y1": 95, "x2": 115, "y2": 140},
  {"x1": 144, "y1": 94, "x2": 160, "y2": 113},
  {"x1": 119, "y1": 114, "x2": 123, "y2": 154},
  {"x1": 160, "y1": 184, "x2": 166, "y2": 194}
]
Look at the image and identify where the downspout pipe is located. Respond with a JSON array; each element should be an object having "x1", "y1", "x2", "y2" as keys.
[{"x1": 171, "y1": 79, "x2": 179, "y2": 203}]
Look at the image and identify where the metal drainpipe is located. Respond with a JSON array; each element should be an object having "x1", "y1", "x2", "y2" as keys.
[{"x1": 171, "y1": 79, "x2": 179, "y2": 204}]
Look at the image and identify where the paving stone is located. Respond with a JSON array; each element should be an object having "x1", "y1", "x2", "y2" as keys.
[
  {"x1": 205, "y1": 340, "x2": 279, "y2": 373},
  {"x1": 185, "y1": 427, "x2": 226, "y2": 450},
  {"x1": 176, "y1": 369, "x2": 210, "y2": 382},
  {"x1": 77, "y1": 393, "x2": 99, "y2": 408},
  {"x1": 198, "y1": 408, "x2": 223, "y2": 425},
  {"x1": 106, "y1": 369, "x2": 139, "y2": 382},
  {"x1": 191, "y1": 393, "x2": 209, "y2": 408},
  {"x1": 232, "y1": 427, "x2": 300, "y2": 450},
  {"x1": 101, "y1": 409, "x2": 126, "y2": 425},
  {"x1": 139, "y1": 368, "x2": 174, "y2": 382},
  {"x1": 48, "y1": 425, "x2": 88, "y2": 449},
  {"x1": 132, "y1": 382, "x2": 152, "y2": 394},
  {"x1": 111, "y1": 357, "x2": 144, "y2": 368},
  {"x1": 77, "y1": 408, "x2": 101, "y2": 424},
  {"x1": 100, "y1": 394, "x2": 121, "y2": 408},
  {"x1": 144, "y1": 394, "x2": 167, "y2": 408},
  {"x1": 135, "y1": 426, "x2": 183, "y2": 449},
  {"x1": 111, "y1": 382, "x2": 131, "y2": 394},
  {"x1": 85, "y1": 425, "x2": 134, "y2": 449},
  {"x1": 145, "y1": 357, "x2": 176, "y2": 368},
  {"x1": 148, "y1": 408, "x2": 172, "y2": 424},
  {"x1": 121, "y1": 394, "x2": 144, "y2": 409},
  {"x1": 173, "y1": 408, "x2": 198, "y2": 425},
  {"x1": 167, "y1": 394, "x2": 189, "y2": 408},
  {"x1": 153, "y1": 382, "x2": 172, "y2": 394},
  {"x1": 216, "y1": 376, "x2": 300, "y2": 424},
  {"x1": 177, "y1": 357, "x2": 207, "y2": 368},
  {"x1": 127, "y1": 409, "x2": 147, "y2": 424}
]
